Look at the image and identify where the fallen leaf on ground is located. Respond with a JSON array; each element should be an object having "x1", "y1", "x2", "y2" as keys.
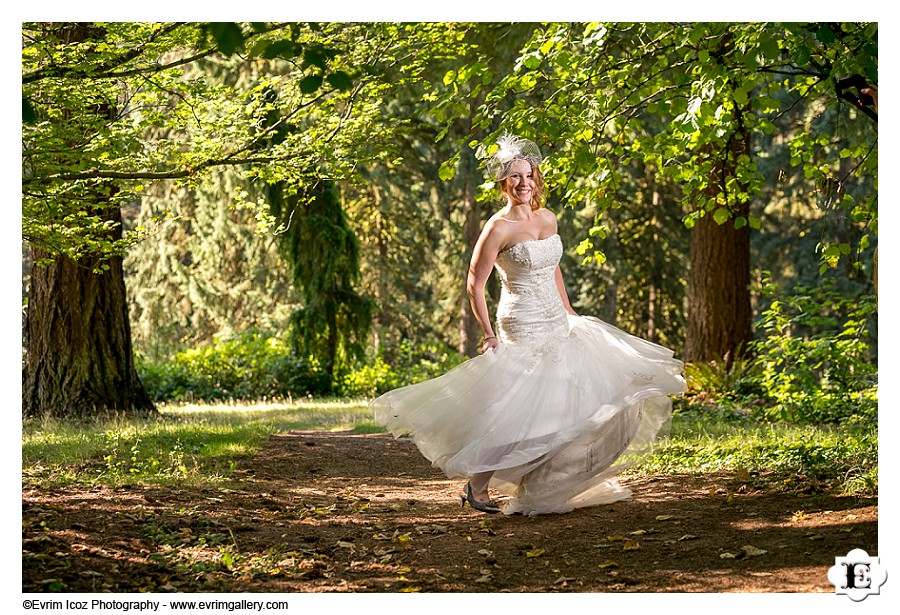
[
  {"x1": 741, "y1": 545, "x2": 768, "y2": 557},
  {"x1": 597, "y1": 560, "x2": 619, "y2": 569}
]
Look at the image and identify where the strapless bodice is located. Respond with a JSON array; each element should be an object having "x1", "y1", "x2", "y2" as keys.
[{"x1": 494, "y1": 234, "x2": 568, "y2": 345}]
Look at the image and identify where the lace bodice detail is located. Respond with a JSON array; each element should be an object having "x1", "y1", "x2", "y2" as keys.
[{"x1": 494, "y1": 234, "x2": 569, "y2": 345}]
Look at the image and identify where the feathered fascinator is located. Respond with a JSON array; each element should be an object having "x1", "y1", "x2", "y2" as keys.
[{"x1": 486, "y1": 132, "x2": 543, "y2": 181}]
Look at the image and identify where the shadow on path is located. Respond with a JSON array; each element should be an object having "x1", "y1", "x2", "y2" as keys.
[{"x1": 23, "y1": 431, "x2": 878, "y2": 593}]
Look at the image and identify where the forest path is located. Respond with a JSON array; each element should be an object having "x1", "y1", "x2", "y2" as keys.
[{"x1": 23, "y1": 431, "x2": 877, "y2": 593}]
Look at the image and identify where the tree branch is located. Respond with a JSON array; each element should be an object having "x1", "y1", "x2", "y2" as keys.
[
  {"x1": 41, "y1": 150, "x2": 316, "y2": 182},
  {"x1": 22, "y1": 22, "x2": 187, "y2": 84},
  {"x1": 22, "y1": 22, "x2": 287, "y2": 84}
]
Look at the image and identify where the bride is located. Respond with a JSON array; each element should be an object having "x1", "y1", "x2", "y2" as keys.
[{"x1": 370, "y1": 134, "x2": 686, "y2": 515}]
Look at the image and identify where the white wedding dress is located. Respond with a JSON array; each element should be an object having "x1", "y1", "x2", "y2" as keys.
[{"x1": 371, "y1": 234, "x2": 686, "y2": 515}]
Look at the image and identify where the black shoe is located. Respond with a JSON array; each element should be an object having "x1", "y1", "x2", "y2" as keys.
[{"x1": 461, "y1": 482, "x2": 501, "y2": 514}]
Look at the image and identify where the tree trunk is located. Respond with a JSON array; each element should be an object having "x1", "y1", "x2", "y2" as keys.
[
  {"x1": 873, "y1": 246, "x2": 878, "y2": 300},
  {"x1": 684, "y1": 138, "x2": 754, "y2": 367},
  {"x1": 646, "y1": 188, "x2": 663, "y2": 344},
  {"x1": 23, "y1": 207, "x2": 155, "y2": 419},
  {"x1": 22, "y1": 23, "x2": 153, "y2": 419},
  {"x1": 458, "y1": 173, "x2": 481, "y2": 357},
  {"x1": 325, "y1": 296, "x2": 339, "y2": 381},
  {"x1": 371, "y1": 185, "x2": 389, "y2": 356}
]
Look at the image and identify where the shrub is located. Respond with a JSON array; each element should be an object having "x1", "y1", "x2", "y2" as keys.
[
  {"x1": 339, "y1": 340, "x2": 465, "y2": 398},
  {"x1": 136, "y1": 329, "x2": 330, "y2": 402},
  {"x1": 339, "y1": 355, "x2": 399, "y2": 398},
  {"x1": 746, "y1": 279, "x2": 877, "y2": 424},
  {"x1": 680, "y1": 278, "x2": 877, "y2": 426}
]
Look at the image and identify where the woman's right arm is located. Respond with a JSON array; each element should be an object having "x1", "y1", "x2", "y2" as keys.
[{"x1": 467, "y1": 221, "x2": 504, "y2": 353}]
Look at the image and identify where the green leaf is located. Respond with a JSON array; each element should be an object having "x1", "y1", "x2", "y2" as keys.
[
  {"x1": 208, "y1": 22, "x2": 245, "y2": 56},
  {"x1": 683, "y1": 211, "x2": 700, "y2": 230},
  {"x1": 438, "y1": 153, "x2": 460, "y2": 181},
  {"x1": 523, "y1": 54, "x2": 541, "y2": 70},
  {"x1": 759, "y1": 36, "x2": 781, "y2": 61},
  {"x1": 823, "y1": 245, "x2": 841, "y2": 259},
  {"x1": 261, "y1": 40, "x2": 298, "y2": 59},
  {"x1": 248, "y1": 39, "x2": 272, "y2": 57},
  {"x1": 816, "y1": 24, "x2": 837, "y2": 45},
  {"x1": 713, "y1": 207, "x2": 730, "y2": 225},
  {"x1": 733, "y1": 84, "x2": 750, "y2": 106},
  {"x1": 519, "y1": 74, "x2": 538, "y2": 91},
  {"x1": 326, "y1": 71, "x2": 353, "y2": 91},
  {"x1": 299, "y1": 74, "x2": 324, "y2": 94},
  {"x1": 23, "y1": 98, "x2": 36, "y2": 124},
  {"x1": 304, "y1": 47, "x2": 330, "y2": 69}
]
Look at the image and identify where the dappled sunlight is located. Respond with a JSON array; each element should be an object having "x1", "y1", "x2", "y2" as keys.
[
  {"x1": 729, "y1": 508, "x2": 874, "y2": 532},
  {"x1": 160, "y1": 398, "x2": 370, "y2": 416},
  {"x1": 23, "y1": 405, "x2": 877, "y2": 592},
  {"x1": 202, "y1": 442, "x2": 255, "y2": 456},
  {"x1": 23, "y1": 399, "x2": 386, "y2": 487},
  {"x1": 24, "y1": 430, "x2": 877, "y2": 593}
]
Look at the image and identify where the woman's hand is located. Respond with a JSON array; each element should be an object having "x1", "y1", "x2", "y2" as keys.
[{"x1": 480, "y1": 335, "x2": 499, "y2": 353}]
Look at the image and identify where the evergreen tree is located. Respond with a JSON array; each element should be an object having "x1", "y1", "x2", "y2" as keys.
[
  {"x1": 126, "y1": 171, "x2": 300, "y2": 359},
  {"x1": 268, "y1": 179, "x2": 373, "y2": 384}
]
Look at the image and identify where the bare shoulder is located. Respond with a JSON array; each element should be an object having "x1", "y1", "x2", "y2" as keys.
[
  {"x1": 475, "y1": 213, "x2": 515, "y2": 255},
  {"x1": 537, "y1": 207, "x2": 559, "y2": 233},
  {"x1": 483, "y1": 213, "x2": 516, "y2": 240}
]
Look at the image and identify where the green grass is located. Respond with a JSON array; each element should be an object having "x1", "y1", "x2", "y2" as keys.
[
  {"x1": 22, "y1": 399, "x2": 878, "y2": 498},
  {"x1": 22, "y1": 397, "x2": 378, "y2": 487},
  {"x1": 638, "y1": 411, "x2": 878, "y2": 497}
]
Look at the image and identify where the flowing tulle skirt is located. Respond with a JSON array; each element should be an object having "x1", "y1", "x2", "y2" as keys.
[{"x1": 370, "y1": 314, "x2": 686, "y2": 515}]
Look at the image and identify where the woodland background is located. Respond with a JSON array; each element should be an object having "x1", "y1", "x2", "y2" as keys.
[
  {"x1": 21, "y1": 22, "x2": 878, "y2": 426},
  {"x1": 16, "y1": 19, "x2": 883, "y2": 598}
]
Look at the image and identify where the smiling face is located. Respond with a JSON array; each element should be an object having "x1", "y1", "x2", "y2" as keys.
[{"x1": 502, "y1": 159, "x2": 540, "y2": 209}]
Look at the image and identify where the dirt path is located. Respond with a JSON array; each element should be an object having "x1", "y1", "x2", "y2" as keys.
[{"x1": 22, "y1": 430, "x2": 877, "y2": 593}]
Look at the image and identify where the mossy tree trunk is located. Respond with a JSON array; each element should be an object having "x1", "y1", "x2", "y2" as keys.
[{"x1": 23, "y1": 207, "x2": 155, "y2": 419}]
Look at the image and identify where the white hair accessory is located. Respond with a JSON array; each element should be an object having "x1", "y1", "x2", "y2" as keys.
[{"x1": 486, "y1": 132, "x2": 543, "y2": 181}]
